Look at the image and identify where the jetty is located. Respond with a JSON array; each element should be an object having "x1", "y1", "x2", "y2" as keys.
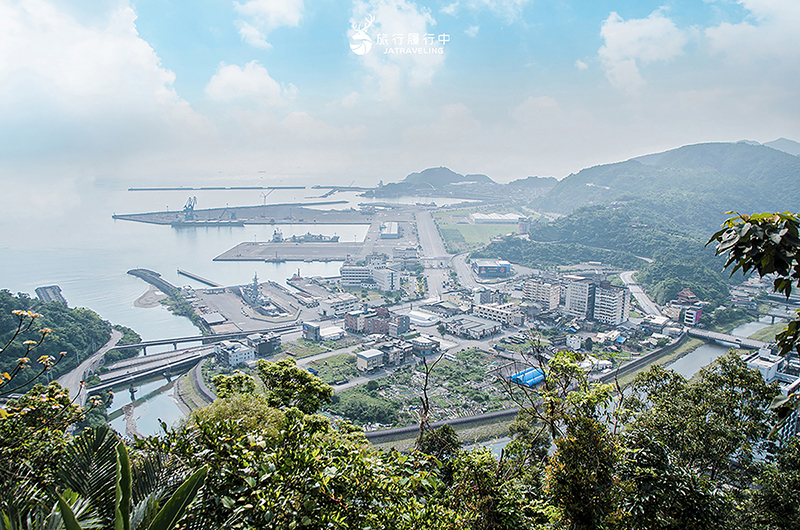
[{"x1": 177, "y1": 269, "x2": 223, "y2": 287}]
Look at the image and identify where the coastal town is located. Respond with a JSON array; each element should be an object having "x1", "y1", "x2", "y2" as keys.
[{"x1": 61, "y1": 196, "x2": 800, "y2": 442}]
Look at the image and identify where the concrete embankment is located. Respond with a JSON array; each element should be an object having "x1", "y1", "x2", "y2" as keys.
[{"x1": 364, "y1": 407, "x2": 519, "y2": 444}]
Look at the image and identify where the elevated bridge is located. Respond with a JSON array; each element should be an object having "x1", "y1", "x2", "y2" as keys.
[
  {"x1": 89, "y1": 347, "x2": 216, "y2": 393},
  {"x1": 686, "y1": 328, "x2": 766, "y2": 349},
  {"x1": 107, "y1": 323, "x2": 298, "y2": 354}
]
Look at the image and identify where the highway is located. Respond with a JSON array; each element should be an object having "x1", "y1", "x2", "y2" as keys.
[
  {"x1": 57, "y1": 329, "x2": 123, "y2": 406},
  {"x1": 414, "y1": 210, "x2": 448, "y2": 259},
  {"x1": 620, "y1": 270, "x2": 662, "y2": 316}
]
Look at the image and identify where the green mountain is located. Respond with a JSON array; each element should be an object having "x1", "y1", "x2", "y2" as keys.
[
  {"x1": 365, "y1": 166, "x2": 497, "y2": 198},
  {"x1": 532, "y1": 142, "x2": 800, "y2": 235}
]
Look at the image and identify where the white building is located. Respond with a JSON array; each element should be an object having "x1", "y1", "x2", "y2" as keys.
[
  {"x1": 372, "y1": 267, "x2": 399, "y2": 292},
  {"x1": 356, "y1": 348, "x2": 385, "y2": 371},
  {"x1": 566, "y1": 335, "x2": 582, "y2": 350},
  {"x1": 469, "y1": 213, "x2": 522, "y2": 224},
  {"x1": 565, "y1": 276, "x2": 595, "y2": 319},
  {"x1": 340, "y1": 265, "x2": 372, "y2": 286},
  {"x1": 523, "y1": 279, "x2": 560, "y2": 310},
  {"x1": 473, "y1": 303, "x2": 522, "y2": 326},
  {"x1": 214, "y1": 340, "x2": 255, "y2": 367},
  {"x1": 318, "y1": 293, "x2": 359, "y2": 318},
  {"x1": 593, "y1": 282, "x2": 631, "y2": 326}
]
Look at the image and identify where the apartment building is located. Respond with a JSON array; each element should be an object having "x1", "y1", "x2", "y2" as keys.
[
  {"x1": 523, "y1": 279, "x2": 561, "y2": 310},
  {"x1": 593, "y1": 282, "x2": 631, "y2": 326}
]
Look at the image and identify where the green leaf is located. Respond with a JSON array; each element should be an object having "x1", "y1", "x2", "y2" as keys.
[
  {"x1": 145, "y1": 466, "x2": 207, "y2": 530},
  {"x1": 56, "y1": 492, "x2": 83, "y2": 530},
  {"x1": 115, "y1": 443, "x2": 132, "y2": 530}
]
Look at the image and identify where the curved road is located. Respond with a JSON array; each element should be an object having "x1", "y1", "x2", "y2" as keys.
[
  {"x1": 620, "y1": 271, "x2": 662, "y2": 316},
  {"x1": 57, "y1": 329, "x2": 123, "y2": 406}
]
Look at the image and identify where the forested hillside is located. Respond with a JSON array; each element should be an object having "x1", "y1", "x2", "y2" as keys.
[
  {"x1": 472, "y1": 207, "x2": 732, "y2": 306},
  {"x1": 0, "y1": 290, "x2": 138, "y2": 391},
  {"x1": 532, "y1": 142, "x2": 800, "y2": 235}
]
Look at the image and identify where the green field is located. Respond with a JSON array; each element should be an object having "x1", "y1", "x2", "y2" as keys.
[
  {"x1": 305, "y1": 353, "x2": 359, "y2": 384},
  {"x1": 748, "y1": 321, "x2": 788, "y2": 342},
  {"x1": 433, "y1": 208, "x2": 517, "y2": 252}
]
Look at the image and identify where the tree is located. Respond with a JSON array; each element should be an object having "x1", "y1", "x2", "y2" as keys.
[
  {"x1": 212, "y1": 370, "x2": 257, "y2": 398},
  {"x1": 255, "y1": 358, "x2": 333, "y2": 414},
  {"x1": 707, "y1": 211, "x2": 800, "y2": 355}
]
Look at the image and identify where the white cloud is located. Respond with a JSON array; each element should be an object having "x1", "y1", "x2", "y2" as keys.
[
  {"x1": 599, "y1": 9, "x2": 688, "y2": 93},
  {"x1": 705, "y1": 0, "x2": 800, "y2": 65},
  {"x1": 0, "y1": 0, "x2": 209, "y2": 162},
  {"x1": 351, "y1": 0, "x2": 445, "y2": 103},
  {"x1": 206, "y1": 61, "x2": 295, "y2": 106},
  {"x1": 236, "y1": 20, "x2": 272, "y2": 48},
  {"x1": 234, "y1": 0, "x2": 304, "y2": 48},
  {"x1": 465, "y1": 25, "x2": 479, "y2": 37},
  {"x1": 341, "y1": 91, "x2": 360, "y2": 107},
  {"x1": 441, "y1": 2, "x2": 459, "y2": 15},
  {"x1": 575, "y1": 59, "x2": 588, "y2": 70}
]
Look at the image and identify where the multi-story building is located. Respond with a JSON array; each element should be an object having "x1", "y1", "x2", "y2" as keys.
[
  {"x1": 356, "y1": 348, "x2": 385, "y2": 371},
  {"x1": 473, "y1": 302, "x2": 524, "y2": 326},
  {"x1": 215, "y1": 340, "x2": 255, "y2": 367},
  {"x1": 684, "y1": 306, "x2": 703, "y2": 326},
  {"x1": 372, "y1": 267, "x2": 399, "y2": 292},
  {"x1": 745, "y1": 345, "x2": 800, "y2": 440},
  {"x1": 364, "y1": 317, "x2": 389, "y2": 335},
  {"x1": 340, "y1": 265, "x2": 372, "y2": 286},
  {"x1": 388, "y1": 314, "x2": 410, "y2": 337},
  {"x1": 523, "y1": 279, "x2": 561, "y2": 310},
  {"x1": 593, "y1": 282, "x2": 631, "y2": 326},
  {"x1": 565, "y1": 276, "x2": 595, "y2": 319},
  {"x1": 318, "y1": 293, "x2": 359, "y2": 318},
  {"x1": 246, "y1": 332, "x2": 281, "y2": 356}
]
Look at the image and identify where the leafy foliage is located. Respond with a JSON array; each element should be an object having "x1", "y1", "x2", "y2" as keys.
[{"x1": 0, "y1": 292, "x2": 113, "y2": 391}]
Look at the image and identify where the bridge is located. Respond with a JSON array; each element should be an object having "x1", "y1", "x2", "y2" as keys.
[
  {"x1": 107, "y1": 323, "x2": 299, "y2": 353},
  {"x1": 686, "y1": 328, "x2": 767, "y2": 349},
  {"x1": 89, "y1": 347, "x2": 216, "y2": 393},
  {"x1": 767, "y1": 306, "x2": 798, "y2": 324}
]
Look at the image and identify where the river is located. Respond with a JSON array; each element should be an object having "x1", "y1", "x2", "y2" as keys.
[
  {"x1": 0, "y1": 184, "x2": 472, "y2": 436},
  {"x1": 665, "y1": 317, "x2": 774, "y2": 378}
]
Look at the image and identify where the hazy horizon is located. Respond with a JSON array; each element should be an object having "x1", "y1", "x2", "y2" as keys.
[{"x1": 2, "y1": 0, "x2": 799, "y2": 225}]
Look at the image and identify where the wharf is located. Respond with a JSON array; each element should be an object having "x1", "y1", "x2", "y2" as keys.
[
  {"x1": 215, "y1": 241, "x2": 362, "y2": 262},
  {"x1": 113, "y1": 202, "x2": 370, "y2": 226}
]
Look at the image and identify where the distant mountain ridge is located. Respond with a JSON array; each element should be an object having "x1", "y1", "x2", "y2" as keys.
[
  {"x1": 402, "y1": 167, "x2": 495, "y2": 187},
  {"x1": 533, "y1": 141, "x2": 800, "y2": 235}
]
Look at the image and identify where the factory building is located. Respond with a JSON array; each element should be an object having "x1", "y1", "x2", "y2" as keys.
[{"x1": 471, "y1": 259, "x2": 512, "y2": 278}]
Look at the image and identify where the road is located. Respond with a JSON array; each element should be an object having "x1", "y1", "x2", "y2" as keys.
[
  {"x1": 452, "y1": 253, "x2": 479, "y2": 289},
  {"x1": 620, "y1": 271, "x2": 662, "y2": 316},
  {"x1": 415, "y1": 210, "x2": 448, "y2": 259},
  {"x1": 57, "y1": 329, "x2": 123, "y2": 406}
]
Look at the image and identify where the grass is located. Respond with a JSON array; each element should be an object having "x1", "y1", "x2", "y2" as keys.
[
  {"x1": 286, "y1": 339, "x2": 329, "y2": 359},
  {"x1": 305, "y1": 353, "x2": 359, "y2": 384},
  {"x1": 748, "y1": 322, "x2": 787, "y2": 342}
]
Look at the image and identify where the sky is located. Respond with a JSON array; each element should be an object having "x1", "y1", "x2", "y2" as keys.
[{"x1": 1, "y1": 0, "x2": 799, "y2": 215}]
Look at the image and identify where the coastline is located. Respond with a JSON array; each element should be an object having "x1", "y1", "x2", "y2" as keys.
[{"x1": 134, "y1": 284, "x2": 167, "y2": 308}]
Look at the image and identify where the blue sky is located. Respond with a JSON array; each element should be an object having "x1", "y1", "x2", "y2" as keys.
[{"x1": 1, "y1": 0, "x2": 798, "y2": 216}]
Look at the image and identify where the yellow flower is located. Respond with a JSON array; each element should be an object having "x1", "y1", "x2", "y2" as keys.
[
  {"x1": 22, "y1": 340, "x2": 37, "y2": 346},
  {"x1": 17, "y1": 357, "x2": 30, "y2": 364},
  {"x1": 37, "y1": 355, "x2": 54, "y2": 365},
  {"x1": 2, "y1": 372, "x2": 10, "y2": 380},
  {"x1": 39, "y1": 328, "x2": 53, "y2": 335}
]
